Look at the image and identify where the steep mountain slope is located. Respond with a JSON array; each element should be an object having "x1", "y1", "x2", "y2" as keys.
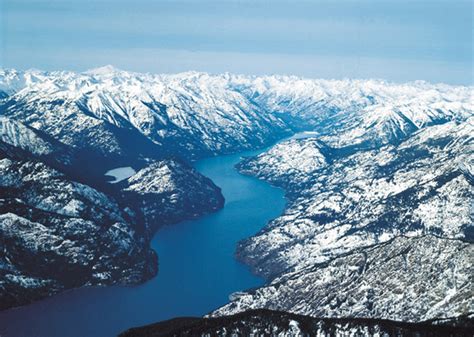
[
  {"x1": 0, "y1": 115, "x2": 224, "y2": 309},
  {"x1": 0, "y1": 69, "x2": 290, "y2": 162},
  {"x1": 0, "y1": 116, "x2": 74, "y2": 169},
  {"x1": 213, "y1": 118, "x2": 473, "y2": 321},
  {"x1": 239, "y1": 76, "x2": 472, "y2": 149},
  {"x1": 0, "y1": 157, "x2": 157, "y2": 310},
  {"x1": 235, "y1": 119, "x2": 473, "y2": 277},
  {"x1": 215, "y1": 236, "x2": 473, "y2": 321}
]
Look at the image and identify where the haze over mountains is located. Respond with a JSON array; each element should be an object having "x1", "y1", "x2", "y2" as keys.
[{"x1": 0, "y1": 67, "x2": 472, "y2": 333}]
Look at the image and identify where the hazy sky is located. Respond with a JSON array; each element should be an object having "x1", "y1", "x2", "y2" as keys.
[{"x1": 1, "y1": 0, "x2": 472, "y2": 84}]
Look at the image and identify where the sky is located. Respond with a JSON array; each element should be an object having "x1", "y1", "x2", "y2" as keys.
[{"x1": 1, "y1": 0, "x2": 472, "y2": 84}]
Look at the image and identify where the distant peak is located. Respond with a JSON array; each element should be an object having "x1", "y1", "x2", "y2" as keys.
[{"x1": 84, "y1": 65, "x2": 123, "y2": 76}]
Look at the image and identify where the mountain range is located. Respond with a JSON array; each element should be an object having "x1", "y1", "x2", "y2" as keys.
[{"x1": 0, "y1": 67, "x2": 472, "y2": 331}]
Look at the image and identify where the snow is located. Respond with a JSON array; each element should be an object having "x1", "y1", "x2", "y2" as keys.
[
  {"x1": 216, "y1": 114, "x2": 473, "y2": 322},
  {"x1": 238, "y1": 138, "x2": 328, "y2": 183},
  {"x1": 1, "y1": 68, "x2": 472, "y2": 158},
  {"x1": 215, "y1": 236, "x2": 473, "y2": 322},
  {"x1": 0, "y1": 117, "x2": 54, "y2": 156},
  {"x1": 288, "y1": 320, "x2": 301, "y2": 335},
  {"x1": 105, "y1": 166, "x2": 136, "y2": 183},
  {"x1": 0, "y1": 157, "x2": 157, "y2": 309},
  {"x1": 290, "y1": 131, "x2": 319, "y2": 140}
]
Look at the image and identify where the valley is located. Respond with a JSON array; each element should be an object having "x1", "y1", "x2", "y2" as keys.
[
  {"x1": 0, "y1": 68, "x2": 472, "y2": 336},
  {"x1": 0, "y1": 142, "x2": 286, "y2": 337}
]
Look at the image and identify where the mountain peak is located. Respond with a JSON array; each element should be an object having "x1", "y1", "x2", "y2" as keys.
[{"x1": 84, "y1": 65, "x2": 123, "y2": 76}]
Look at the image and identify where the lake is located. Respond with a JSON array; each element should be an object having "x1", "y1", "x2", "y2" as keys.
[{"x1": 0, "y1": 146, "x2": 287, "y2": 337}]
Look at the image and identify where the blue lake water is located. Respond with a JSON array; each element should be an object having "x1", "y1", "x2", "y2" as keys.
[{"x1": 0, "y1": 147, "x2": 286, "y2": 337}]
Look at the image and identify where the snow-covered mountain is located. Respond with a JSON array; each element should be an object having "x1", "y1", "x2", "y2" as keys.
[
  {"x1": 119, "y1": 159, "x2": 224, "y2": 232},
  {"x1": 1, "y1": 68, "x2": 471, "y2": 163},
  {"x1": 0, "y1": 108, "x2": 223, "y2": 309},
  {"x1": 0, "y1": 152, "x2": 223, "y2": 309},
  {"x1": 0, "y1": 67, "x2": 472, "y2": 318},
  {"x1": 216, "y1": 235, "x2": 472, "y2": 322},
  {"x1": 0, "y1": 157, "x2": 157, "y2": 310},
  {"x1": 233, "y1": 119, "x2": 473, "y2": 276},
  {"x1": 214, "y1": 118, "x2": 473, "y2": 321},
  {"x1": 0, "y1": 68, "x2": 290, "y2": 164}
]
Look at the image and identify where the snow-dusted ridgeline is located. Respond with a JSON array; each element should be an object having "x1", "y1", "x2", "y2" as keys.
[{"x1": 1, "y1": 67, "x2": 472, "y2": 162}]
